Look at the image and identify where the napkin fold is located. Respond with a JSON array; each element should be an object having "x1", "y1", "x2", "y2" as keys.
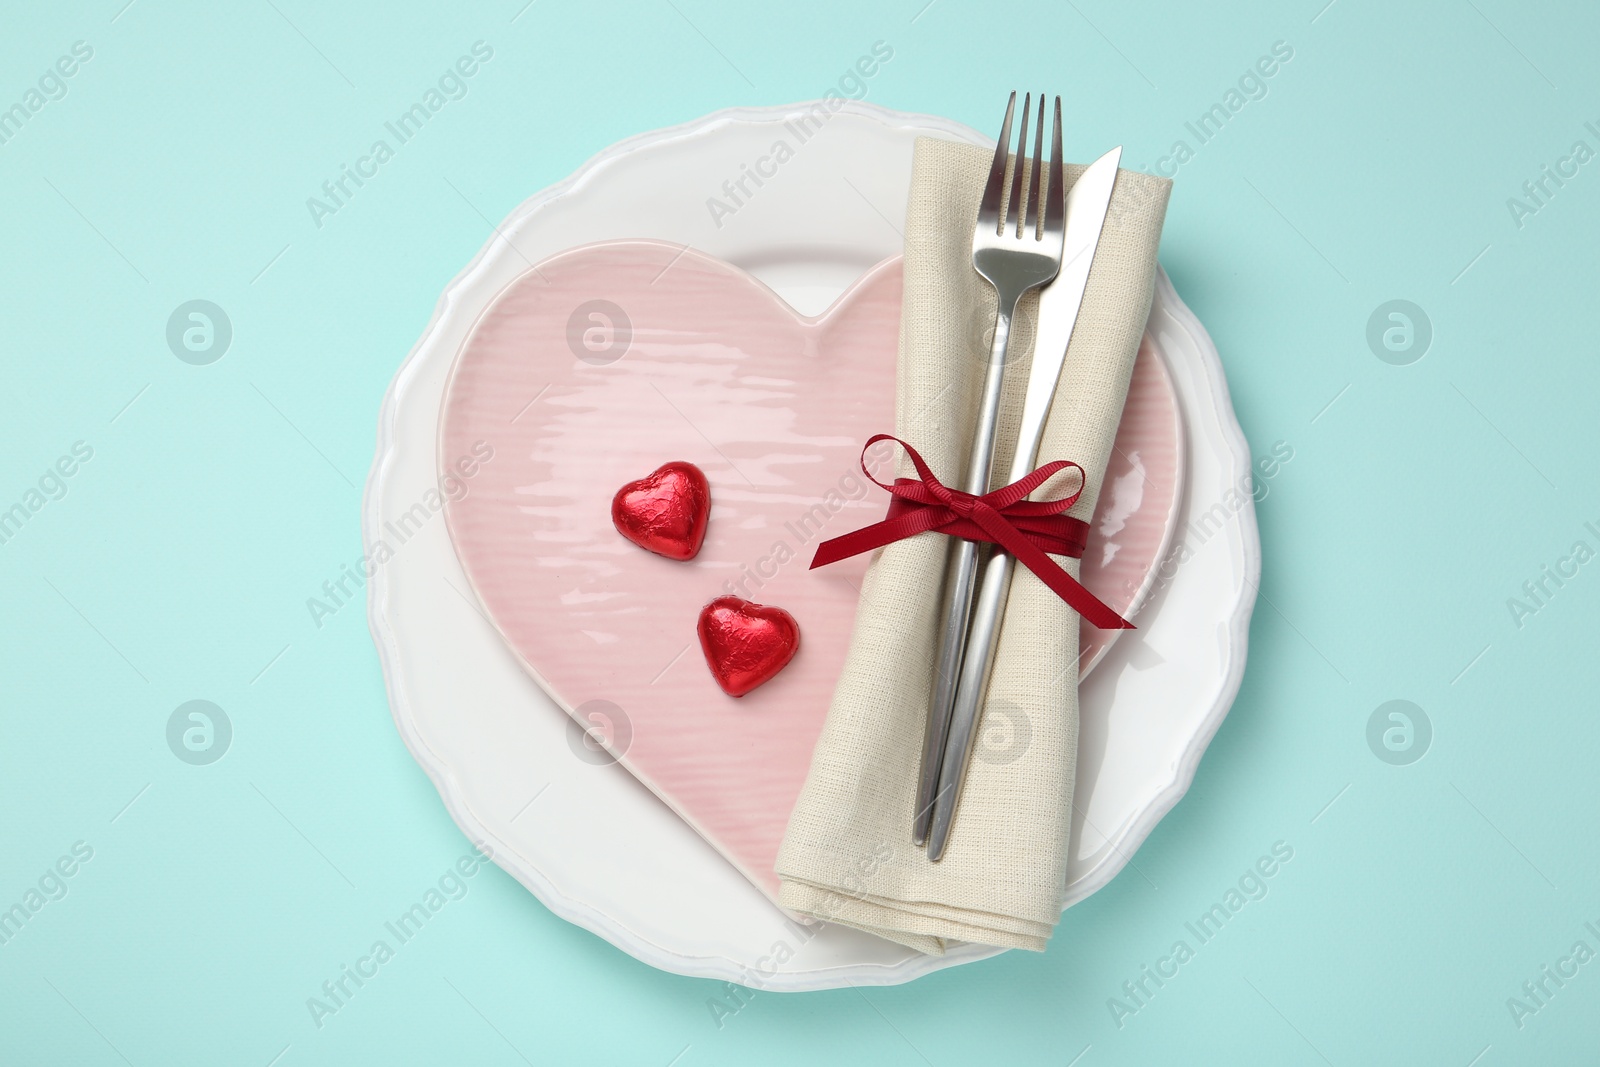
[{"x1": 774, "y1": 137, "x2": 1170, "y2": 954}]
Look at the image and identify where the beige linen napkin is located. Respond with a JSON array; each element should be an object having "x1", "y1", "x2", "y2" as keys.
[{"x1": 775, "y1": 138, "x2": 1170, "y2": 954}]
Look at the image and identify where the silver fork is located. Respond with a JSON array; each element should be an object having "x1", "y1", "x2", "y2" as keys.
[{"x1": 913, "y1": 91, "x2": 1066, "y2": 848}]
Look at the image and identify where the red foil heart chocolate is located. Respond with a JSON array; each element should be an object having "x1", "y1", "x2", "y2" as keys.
[
  {"x1": 697, "y1": 596, "x2": 801, "y2": 697},
  {"x1": 611, "y1": 461, "x2": 711, "y2": 561}
]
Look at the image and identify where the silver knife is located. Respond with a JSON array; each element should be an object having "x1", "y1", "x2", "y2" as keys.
[{"x1": 925, "y1": 145, "x2": 1124, "y2": 862}]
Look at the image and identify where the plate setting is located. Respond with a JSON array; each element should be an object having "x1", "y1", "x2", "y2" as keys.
[{"x1": 365, "y1": 101, "x2": 1258, "y2": 989}]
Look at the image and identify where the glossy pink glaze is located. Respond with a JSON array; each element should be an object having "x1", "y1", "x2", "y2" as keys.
[
  {"x1": 1080, "y1": 330, "x2": 1184, "y2": 673},
  {"x1": 439, "y1": 240, "x2": 1181, "y2": 902}
]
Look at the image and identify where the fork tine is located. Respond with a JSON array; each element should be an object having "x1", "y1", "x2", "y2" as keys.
[
  {"x1": 977, "y1": 92, "x2": 1016, "y2": 232},
  {"x1": 1030, "y1": 90, "x2": 1046, "y2": 237},
  {"x1": 1044, "y1": 95, "x2": 1065, "y2": 237},
  {"x1": 1006, "y1": 93, "x2": 1031, "y2": 237}
]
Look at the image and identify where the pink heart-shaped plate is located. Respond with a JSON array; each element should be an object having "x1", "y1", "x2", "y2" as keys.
[{"x1": 439, "y1": 240, "x2": 1181, "y2": 903}]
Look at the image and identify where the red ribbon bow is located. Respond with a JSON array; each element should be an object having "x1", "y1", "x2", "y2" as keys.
[{"x1": 810, "y1": 434, "x2": 1132, "y2": 630}]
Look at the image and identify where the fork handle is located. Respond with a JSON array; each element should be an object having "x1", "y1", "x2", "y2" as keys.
[
  {"x1": 959, "y1": 299, "x2": 1019, "y2": 495},
  {"x1": 926, "y1": 545, "x2": 1016, "y2": 861},
  {"x1": 915, "y1": 533, "x2": 984, "y2": 843},
  {"x1": 913, "y1": 293, "x2": 1020, "y2": 844}
]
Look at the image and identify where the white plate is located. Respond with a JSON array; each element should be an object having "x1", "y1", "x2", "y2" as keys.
[{"x1": 364, "y1": 101, "x2": 1259, "y2": 990}]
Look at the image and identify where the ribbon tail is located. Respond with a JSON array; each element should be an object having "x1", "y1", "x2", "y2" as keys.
[
  {"x1": 810, "y1": 511, "x2": 946, "y2": 570},
  {"x1": 809, "y1": 531, "x2": 880, "y2": 570},
  {"x1": 1005, "y1": 535, "x2": 1134, "y2": 630}
]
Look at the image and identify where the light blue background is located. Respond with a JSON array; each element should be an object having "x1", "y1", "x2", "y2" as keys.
[{"x1": 2, "y1": 0, "x2": 1596, "y2": 1063}]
